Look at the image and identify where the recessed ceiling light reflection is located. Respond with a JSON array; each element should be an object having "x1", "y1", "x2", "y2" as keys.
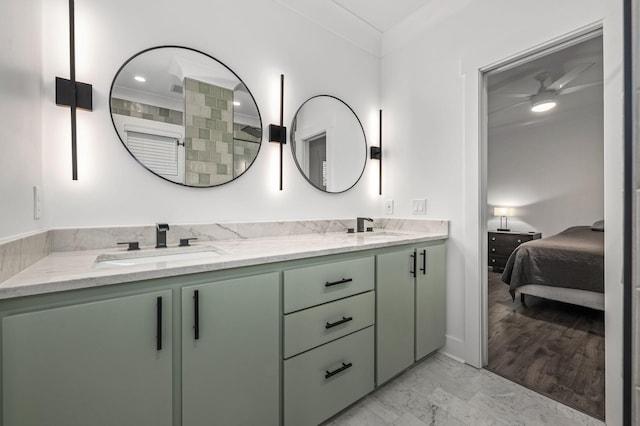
[{"x1": 134, "y1": 75, "x2": 146, "y2": 83}]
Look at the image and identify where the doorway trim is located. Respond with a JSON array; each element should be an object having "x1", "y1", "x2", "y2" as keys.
[
  {"x1": 479, "y1": 26, "x2": 604, "y2": 365},
  {"x1": 461, "y1": 21, "x2": 605, "y2": 368}
]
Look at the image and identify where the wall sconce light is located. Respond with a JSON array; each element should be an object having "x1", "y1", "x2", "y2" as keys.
[
  {"x1": 269, "y1": 74, "x2": 287, "y2": 191},
  {"x1": 494, "y1": 207, "x2": 514, "y2": 232},
  {"x1": 369, "y1": 109, "x2": 382, "y2": 195},
  {"x1": 55, "y1": 0, "x2": 93, "y2": 181}
]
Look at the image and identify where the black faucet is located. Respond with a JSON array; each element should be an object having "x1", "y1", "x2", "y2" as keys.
[
  {"x1": 356, "y1": 217, "x2": 374, "y2": 233},
  {"x1": 156, "y1": 223, "x2": 170, "y2": 248}
]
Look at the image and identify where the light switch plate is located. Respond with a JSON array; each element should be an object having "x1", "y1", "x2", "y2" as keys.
[
  {"x1": 33, "y1": 185, "x2": 42, "y2": 219},
  {"x1": 384, "y1": 199, "x2": 394, "y2": 215},
  {"x1": 411, "y1": 199, "x2": 426, "y2": 215}
]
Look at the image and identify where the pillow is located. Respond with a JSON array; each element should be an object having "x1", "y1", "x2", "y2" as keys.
[{"x1": 591, "y1": 219, "x2": 604, "y2": 232}]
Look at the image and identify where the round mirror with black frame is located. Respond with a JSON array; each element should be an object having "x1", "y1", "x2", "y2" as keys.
[
  {"x1": 290, "y1": 95, "x2": 367, "y2": 193},
  {"x1": 109, "y1": 46, "x2": 262, "y2": 187}
]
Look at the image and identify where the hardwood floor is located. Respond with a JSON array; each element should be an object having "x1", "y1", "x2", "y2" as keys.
[{"x1": 486, "y1": 271, "x2": 605, "y2": 421}]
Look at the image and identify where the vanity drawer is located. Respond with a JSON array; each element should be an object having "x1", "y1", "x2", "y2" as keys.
[
  {"x1": 283, "y1": 256, "x2": 374, "y2": 313},
  {"x1": 284, "y1": 291, "x2": 375, "y2": 359},
  {"x1": 284, "y1": 327, "x2": 374, "y2": 426}
]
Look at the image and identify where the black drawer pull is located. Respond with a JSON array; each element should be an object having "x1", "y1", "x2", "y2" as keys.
[
  {"x1": 194, "y1": 290, "x2": 200, "y2": 340},
  {"x1": 325, "y1": 278, "x2": 353, "y2": 287},
  {"x1": 325, "y1": 362, "x2": 353, "y2": 379},
  {"x1": 325, "y1": 316, "x2": 353, "y2": 329},
  {"x1": 156, "y1": 297, "x2": 162, "y2": 351},
  {"x1": 410, "y1": 252, "x2": 416, "y2": 277},
  {"x1": 420, "y1": 249, "x2": 427, "y2": 275}
]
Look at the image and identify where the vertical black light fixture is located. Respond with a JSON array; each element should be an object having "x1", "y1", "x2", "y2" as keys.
[
  {"x1": 55, "y1": 0, "x2": 93, "y2": 180},
  {"x1": 269, "y1": 74, "x2": 286, "y2": 190},
  {"x1": 369, "y1": 109, "x2": 382, "y2": 195},
  {"x1": 622, "y1": 0, "x2": 633, "y2": 423}
]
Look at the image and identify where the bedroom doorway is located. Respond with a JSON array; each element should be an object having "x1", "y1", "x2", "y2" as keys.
[{"x1": 483, "y1": 30, "x2": 605, "y2": 420}]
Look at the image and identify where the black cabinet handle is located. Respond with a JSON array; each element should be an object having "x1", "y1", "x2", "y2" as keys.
[
  {"x1": 156, "y1": 297, "x2": 162, "y2": 351},
  {"x1": 420, "y1": 249, "x2": 427, "y2": 275},
  {"x1": 194, "y1": 290, "x2": 200, "y2": 340},
  {"x1": 325, "y1": 362, "x2": 353, "y2": 379},
  {"x1": 410, "y1": 252, "x2": 416, "y2": 277},
  {"x1": 325, "y1": 278, "x2": 353, "y2": 287},
  {"x1": 325, "y1": 316, "x2": 353, "y2": 329}
]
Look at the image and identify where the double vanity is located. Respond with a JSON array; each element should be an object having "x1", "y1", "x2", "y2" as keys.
[{"x1": 0, "y1": 219, "x2": 447, "y2": 426}]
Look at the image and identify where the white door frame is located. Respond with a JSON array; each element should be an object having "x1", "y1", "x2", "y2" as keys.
[{"x1": 462, "y1": 23, "x2": 605, "y2": 367}]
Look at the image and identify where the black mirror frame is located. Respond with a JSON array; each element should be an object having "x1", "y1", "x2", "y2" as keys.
[
  {"x1": 289, "y1": 95, "x2": 367, "y2": 194},
  {"x1": 108, "y1": 45, "x2": 263, "y2": 188}
]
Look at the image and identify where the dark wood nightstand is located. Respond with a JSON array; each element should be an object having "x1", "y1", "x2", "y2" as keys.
[{"x1": 488, "y1": 231, "x2": 541, "y2": 272}]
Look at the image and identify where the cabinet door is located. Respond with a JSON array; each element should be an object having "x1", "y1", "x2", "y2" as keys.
[
  {"x1": 376, "y1": 249, "x2": 415, "y2": 385},
  {"x1": 182, "y1": 273, "x2": 280, "y2": 426},
  {"x1": 2, "y1": 290, "x2": 173, "y2": 426},
  {"x1": 415, "y1": 243, "x2": 446, "y2": 360}
]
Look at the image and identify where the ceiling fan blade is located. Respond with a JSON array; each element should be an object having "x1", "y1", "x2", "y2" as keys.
[
  {"x1": 489, "y1": 100, "x2": 529, "y2": 115},
  {"x1": 547, "y1": 63, "x2": 594, "y2": 91},
  {"x1": 494, "y1": 93, "x2": 531, "y2": 99},
  {"x1": 557, "y1": 81, "x2": 602, "y2": 95}
]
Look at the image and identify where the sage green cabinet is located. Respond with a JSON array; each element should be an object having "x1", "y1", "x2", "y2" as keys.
[
  {"x1": 283, "y1": 256, "x2": 376, "y2": 425},
  {"x1": 284, "y1": 327, "x2": 375, "y2": 426},
  {"x1": 376, "y1": 241, "x2": 446, "y2": 385},
  {"x1": 376, "y1": 248, "x2": 415, "y2": 385},
  {"x1": 2, "y1": 290, "x2": 173, "y2": 426},
  {"x1": 415, "y1": 243, "x2": 446, "y2": 360},
  {"x1": 181, "y1": 273, "x2": 280, "y2": 426},
  {"x1": 283, "y1": 256, "x2": 374, "y2": 313}
]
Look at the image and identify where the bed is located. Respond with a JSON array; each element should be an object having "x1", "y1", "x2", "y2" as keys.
[{"x1": 501, "y1": 225, "x2": 604, "y2": 311}]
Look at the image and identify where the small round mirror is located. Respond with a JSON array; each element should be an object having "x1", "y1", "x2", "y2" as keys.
[
  {"x1": 290, "y1": 95, "x2": 367, "y2": 193},
  {"x1": 109, "y1": 46, "x2": 262, "y2": 187}
]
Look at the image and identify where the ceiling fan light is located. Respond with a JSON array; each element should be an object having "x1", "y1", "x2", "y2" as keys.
[
  {"x1": 531, "y1": 101, "x2": 557, "y2": 112},
  {"x1": 530, "y1": 91, "x2": 557, "y2": 113}
]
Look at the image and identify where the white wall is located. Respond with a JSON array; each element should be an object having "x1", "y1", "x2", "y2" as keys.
[
  {"x1": 381, "y1": 0, "x2": 623, "y2": 424},
  {"x1": 39, "y1": 0, "x2": 381, "y2": 229},
  {"x1": 0, "y1": 0, "x2": 43, "y2": 241},
  {"x1": 488, "y1": 103, "x2": 604, "y2": 237}
]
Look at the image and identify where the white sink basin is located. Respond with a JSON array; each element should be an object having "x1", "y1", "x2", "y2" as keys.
[{"x1": 94, "y1": 245, "x2": 226, "y2": 268}]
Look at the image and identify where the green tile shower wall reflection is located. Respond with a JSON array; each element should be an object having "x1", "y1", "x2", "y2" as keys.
[
  {"x1": 111, "y1": 97, "x2": 183, "y2": 125},
  {"x1": 184, "y1": 77, "x2": 234, "y2": 186}
]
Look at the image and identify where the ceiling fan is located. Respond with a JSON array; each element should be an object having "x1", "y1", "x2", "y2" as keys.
[{"x1": 490, "y1": 63, "x2": 602, "y2": 115}]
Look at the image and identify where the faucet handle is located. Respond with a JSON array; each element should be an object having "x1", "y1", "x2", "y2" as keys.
[
  {"x1": 117, "y1": 241, "x2": 140, "y2": 251},
  {"x1": 179, "y1": 238, "x2": 198, "y2": 247}
]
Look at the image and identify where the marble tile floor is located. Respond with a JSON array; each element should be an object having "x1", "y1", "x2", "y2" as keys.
[{"x1": 325, "y1": 353, "x2": 603, "y2": 426}]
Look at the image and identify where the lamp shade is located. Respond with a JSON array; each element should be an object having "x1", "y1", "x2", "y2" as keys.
[{"x1": 494, "y1": 207, "x2": 513, "y2": 217}]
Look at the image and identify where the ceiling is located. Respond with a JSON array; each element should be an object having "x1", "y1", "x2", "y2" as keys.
[
  {"x1": 330, "y1": 0, "x2": 433, "y2": 32},
  {"x1": 487, "y1": 34, "x2": 603, "y2": 131}
]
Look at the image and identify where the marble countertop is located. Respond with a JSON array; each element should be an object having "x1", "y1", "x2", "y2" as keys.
[{"x1": 0, "y1": 229, "x2": 447, "y2": 300}]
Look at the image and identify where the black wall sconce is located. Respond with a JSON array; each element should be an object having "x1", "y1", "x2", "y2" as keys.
[
  {"x1": 55, "y1": 0, "x2": 93, "y2": 180},
  {"x1": 369, "y1": 109, "x2": 382, "y2": 195},
  {"x1": 269, "y1": 74, "x2": 287, "y2": 190}
]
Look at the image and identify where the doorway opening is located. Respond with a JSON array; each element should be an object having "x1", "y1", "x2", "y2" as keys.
[
  {"x1": 482, "y1": 30, "x2": 605, "y2": 420},
  {"x1": 305, "y1": 133, "x2": 328, "y2": 190}
]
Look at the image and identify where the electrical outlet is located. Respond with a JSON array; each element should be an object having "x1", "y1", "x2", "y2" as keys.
[
  {"x1": 411, "y1": 199, "x2": 426, "y2": 215},
  {"x1": 33, "y1": 185, "x2": 42, "y2": 219},
  {"x1": 384, "y1": 199, "x2": 394, "y2": 215}
]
